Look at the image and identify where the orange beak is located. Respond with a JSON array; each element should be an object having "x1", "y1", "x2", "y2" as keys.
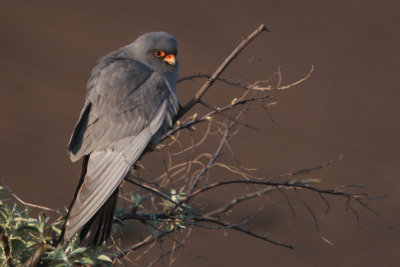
[{"x1": 162, "y1": 54, "x2": 176, "y2": 66}]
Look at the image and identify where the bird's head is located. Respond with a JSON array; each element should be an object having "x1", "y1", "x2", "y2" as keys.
[{"x1": 124, "y1": 32, "x2": 178, "y2": 75}]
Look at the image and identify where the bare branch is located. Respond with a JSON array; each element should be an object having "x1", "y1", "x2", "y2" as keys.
[
  {"x1": 188, "y1": 123, "x2": 229, "y2": 194},
  {"x1": 191, "y1": 216, "x2": 293, "y2": 249},
  {"x1": 176, "y1": 24, "x2": 270, "y2": 120},
  {"x1": 162, "y1": 95, "x2": 273, "y2": 143},
  {"x1": 185, "y1": 178, "x2": 365, "y2": 202},
  {"x1": 2, "y1": 180, "x2": 61, "y2": 214},
  {"x1": 178, "y1": 74, "x2": 249, "y2": 90},
  {"x1": 124, "y1": 177, "x2": 189, "y2": 212}
]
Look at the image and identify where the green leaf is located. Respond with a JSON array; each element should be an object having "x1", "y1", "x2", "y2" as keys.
[
  {"x1": 26, "y1": 241, "x2": 37, "y2": 248},
  {"x1": 10, "y1": 235, "x2": 27, "y2": 251},
  {"x1": 74, "y1": 257, "x2": 94, "y2": 264},
  {"x1": 44, "y1": 246, "x2": 66, "y2": 260},
  {"x1": 97, "y1": 254, "x2": 113, "y2": 262},
  {"x1": 51, "y1": 224, "x2": 62, "y2": 235},
  {"x1": 16, "y1": 224, "x2": 40, "y2": 234},
  {"x1": 68, "y1": 246, "x2": 87, "y2": 257},
  {"x1": 0, "y1": 210, "x2": 8, "y2": 221}
]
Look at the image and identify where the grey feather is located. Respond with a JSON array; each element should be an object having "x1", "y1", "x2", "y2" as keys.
[{"x1": 63, "y1": 32, "x2": 179, "y2": 243}]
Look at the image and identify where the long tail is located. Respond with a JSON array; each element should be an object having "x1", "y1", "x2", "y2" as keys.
[
  {"x1": 59, "y1": 155, "x2": 119, "y2": 246},
  {"x1": 79, "y1": 187, "x2": 118, "y2": 246}
]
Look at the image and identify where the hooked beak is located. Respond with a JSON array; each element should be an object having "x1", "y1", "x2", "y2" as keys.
[{"x1": 162, "y1": 54, "x2": 176, "y2": 66}]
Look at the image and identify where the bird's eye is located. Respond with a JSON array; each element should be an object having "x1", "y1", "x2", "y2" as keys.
[{"x1": 154, "y1": 50, "x2": 165, "y2": 58}]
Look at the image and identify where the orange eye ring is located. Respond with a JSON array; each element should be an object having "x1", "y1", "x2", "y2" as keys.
[{"x1": 154, "y1": 50, "x2": 165, "y2": 58}]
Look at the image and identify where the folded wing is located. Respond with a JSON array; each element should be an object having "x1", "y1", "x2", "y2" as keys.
[{"x1": 63, "y1": 53, "x2": 178, "y2": 242}]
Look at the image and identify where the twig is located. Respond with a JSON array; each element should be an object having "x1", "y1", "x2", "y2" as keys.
[
  {"x1": 204, "y1": 186, "x2": 278, "y2": 217},
  {"x1": 186, "y1": 178, "x2": 360, "y2": 202},
  {"x1": 188, "y1": 124, "x2": 228, "y2": 194},
  {"x1": 124, "y1": 177, "x2": 189, "y2": 212},
  {"x1": 162, "y1": 95, "x2": 273, "y2": 143},
  {"x1": 276, "y1": 65, "x2": 314, "y2": 90},
  {"x1": 119, "y1": 212, "x2": 168, "y2": 221},
  {"x1": 114, "y1": 230, "x2": 171, "y2": 259},
  {"x1": 199, "y1": 100, "x2": 260, "y2": 131},
  {"x1": 2, "y1": 180, "x2": 61, "y2": 214},
  {"x1": 203, "y1": 179, "x2": 314, "y2": 218},
  {"x1": 22, "y1": 244, "x2": 49, "y2": 267},
  {"x1": 0, "y1": 227, "x2": 13, "y2": 267},
  {"x1": 178, "y1": 74, "x2": 249, "y2": 90},
  {"x1": 191, "y1": 216, "x2": 293, "y2": 249},
  {"x1": 186, "y1": 100, "x2": 253, "y2": 196},
  {"x1": 147, "y1": 228, "x2": 193, "y2": 267},
  {"x1": 176, "y1": 24, "x2": 270, "y2": 120},
  {"x1": 268, "y1": 156, "x2": 342, "y2": 181}
]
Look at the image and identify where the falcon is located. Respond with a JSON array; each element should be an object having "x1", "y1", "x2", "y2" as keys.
[{"x1": 59, "y1": 32, "x2": 179, "y2": 246}]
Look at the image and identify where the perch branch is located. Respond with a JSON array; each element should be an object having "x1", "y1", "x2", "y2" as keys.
[
  {"x1": 191, "y1": 216, "x2": 293, "y2": 249},
  {"x1": 176, "y1": 24, "x2": 270, "y2": 120}
]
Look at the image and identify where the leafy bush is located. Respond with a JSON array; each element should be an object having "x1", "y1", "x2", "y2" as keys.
[{"x1": 0, "y1": 187, "x2": 112, "y2": 266}]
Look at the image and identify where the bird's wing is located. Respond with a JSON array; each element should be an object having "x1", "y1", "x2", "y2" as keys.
[
  {"x1": 64, "y1": 55, "x2": 178, "y2": 241},
  {"x1": 69, "y1": 52, "x2": 151, "y2": 159}
]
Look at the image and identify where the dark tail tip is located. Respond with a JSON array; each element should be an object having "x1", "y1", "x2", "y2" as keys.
[
  {"x1": 79, "y1": 187, "x2": 119, "y2": 247},
  {"x1": 59, "y1": 155, "x2": 119, "y2": 247},
  {"x1": 58, "y1": 155, "x2": 90, "y2": 246}
]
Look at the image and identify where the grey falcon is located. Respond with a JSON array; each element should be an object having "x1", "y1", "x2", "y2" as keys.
[{"x1": 59, "y1": 32, "x2": 180, "y2": 246}]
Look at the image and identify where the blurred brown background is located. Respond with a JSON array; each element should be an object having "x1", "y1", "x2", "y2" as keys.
[{"x1": 0, "y1": 1, "x2": 399, "y2": 266}]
